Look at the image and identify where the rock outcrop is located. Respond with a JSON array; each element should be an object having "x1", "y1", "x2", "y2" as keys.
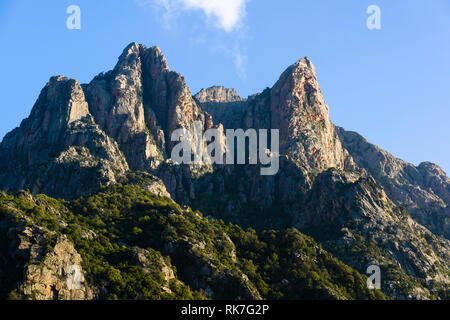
[
  {"x1": 195, "y1": 86, "x2": 245, "y2": 104},
  {"x1": 0, "y1": 192, "x2": 94, "y2": 300},
  {"x1": 19, "y1": 235, "x2": 94, "y2": 300},
  {"x1": 131, "y1": 247, "x2": 177, "y2": 294}
]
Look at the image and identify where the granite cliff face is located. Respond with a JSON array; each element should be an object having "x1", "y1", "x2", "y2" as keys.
[
  {"x1": 84, "y1": 43, "x2": 209, "y2": 170},
  {"x1": 0, "y1": 43, "x2": 449, "y2": 300},
  {"x1": 0, "y1": 76, "x2": 129, "y2": 199},
  {"x1": 268, "y1": 58, "x2": 352, "y2": 172}
]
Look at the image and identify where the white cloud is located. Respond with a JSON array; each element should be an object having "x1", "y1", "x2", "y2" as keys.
[
  {"x1": 180, "y1": 0, "x2": 248, "y2": 32},
  {"x1": 150, "y1": 0, "x2": 249, "y2": 32}
]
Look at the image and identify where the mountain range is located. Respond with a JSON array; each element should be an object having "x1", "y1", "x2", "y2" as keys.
[{"x1": 0, "y1": 43, "x2": 448, "y2": 300}]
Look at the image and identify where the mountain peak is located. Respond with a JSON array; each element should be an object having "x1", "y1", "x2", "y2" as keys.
[
  {"x1": 123, "y1": 41, "x2": 142, "y2": 53},
  {"x1": 143, "y1": 45, "x2": 170, "y2": 72},
  {"x1": 268, "y1": 55, "x2": 350, "y2": 172},
  {"x1": 296, "y1": 56, "x2": 314, "y2": 68},
  {"x1": 280, "y1": 56, "x2": 317, "y2": 83},
  {"x1": 33, "y1": 76, "x2": 89, "y2": 129},
  {"x1": 194, "y1": 86, "x2": 245, "y2": 104}
]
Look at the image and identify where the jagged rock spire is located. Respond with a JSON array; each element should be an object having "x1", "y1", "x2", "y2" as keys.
[
  {"x1": 1, "y1": 76, "x2": 90, "y2": 161},
  {"x1": 273, "y1": 57, "x2": 353, "y2": 170},
  {"x1": 243, "y1": 57, "x2": 354, "y2": 172}
]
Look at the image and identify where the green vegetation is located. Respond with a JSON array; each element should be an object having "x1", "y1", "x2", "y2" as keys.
[
  {"x1": 227, "y1": 226, "x2": 386, "y2": 300},
  {"x1": 0, "y1": 184, "x2": 386, "y2": 300}
]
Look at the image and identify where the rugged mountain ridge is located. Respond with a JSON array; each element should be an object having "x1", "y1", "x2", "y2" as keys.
[
  {"x1": 0, "y1": 43, "x2": 449, "y2": 300},
  {"x1": 337, "y1": 127, "x2": 450, "y2": 240}
]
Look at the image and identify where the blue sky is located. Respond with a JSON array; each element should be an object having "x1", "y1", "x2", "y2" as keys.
[{"x1": 0, "y1": 0, "x2": 449, "y2": 173}]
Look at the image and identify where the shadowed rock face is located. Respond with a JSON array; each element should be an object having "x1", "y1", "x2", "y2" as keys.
[
  {"x1": 0, "y1": 76, "x2": 129, "y2": 199},
  {"x1": 294, "y1": 169, "x2": 450, "y2": 298},
  {"x1": 194, "y1": 86, "x2": 247, "y2": 129},
  {"x1": 0, "y1": 43, "x2": 449, "y2": 300},
  {"x1": 337, "y1": 127, "x2": 450, "y2": 239},
  {"x1": 195, "y1": 86, "x2": 245, "y2": 104}
]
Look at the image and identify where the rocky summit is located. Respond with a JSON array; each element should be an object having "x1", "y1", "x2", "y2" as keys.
[{"x1": 0, "y1": 43, "x2": 448, "y2": 300}]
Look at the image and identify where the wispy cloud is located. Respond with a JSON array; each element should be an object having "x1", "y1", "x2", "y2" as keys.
[
  {"x1": 231, "y1": 43, "x2": 247, "y2": 80},
  {"x1": 144, "y1": 0, "x2": 249, "y2": 32},
  {"x1": 134, "y1": 0, "x2": 250, "y2": 79},
  {"x1": 133, "y1": 0, "x2": 175, "y2": 30},
  {"x1": 178, "y1": 0, "x2": 248, "y2": 32}
]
